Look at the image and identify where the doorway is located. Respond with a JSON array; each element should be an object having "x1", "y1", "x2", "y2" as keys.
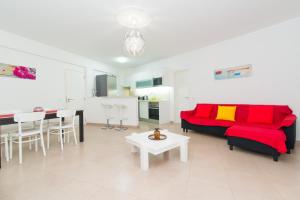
[
  {"x1": 174, "y1": 69, "x2": 192, "y2": 123},
  {"x1": 65, "y1": 69, "x2": 86, "y2": 110}
]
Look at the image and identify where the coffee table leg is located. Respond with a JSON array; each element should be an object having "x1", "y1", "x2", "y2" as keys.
[
  {"x1": 140, "y1": 148, "x2": 149, "y2": 170},
  {"x1": 131, "y1": 145, "x2": 138, "y2": 153},
  {"x1": 180, "y1": 142, "x2": 188, "y2": 162}
]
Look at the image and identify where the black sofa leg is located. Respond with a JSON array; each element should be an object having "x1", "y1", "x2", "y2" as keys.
[
  {"x1": 287, "y1": 149, "x2": 291, "y2": 154},
  {"x1": 229, "y1": 145, "x2": 233, "y2": 150},
  {"x1": 273, "y1": 154, "x2": 279, "y2": 162}
]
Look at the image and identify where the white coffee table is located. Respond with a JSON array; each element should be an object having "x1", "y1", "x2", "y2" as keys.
[{"x1": 126, "y1": 130, "x2": 190, "y2": 170}]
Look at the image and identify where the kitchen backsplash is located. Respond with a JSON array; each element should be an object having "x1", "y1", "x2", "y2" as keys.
[{"x1": 134, "y1": 86, "x2": 172, "y2": 101}]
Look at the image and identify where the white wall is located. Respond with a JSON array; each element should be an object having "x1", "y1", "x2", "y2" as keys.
[
  {"x1": 126, "y1": 17, "x2": 300, "y2": 139},
  {"x1": 0, "y1": 30, "x2": 120, "y2": 112}
]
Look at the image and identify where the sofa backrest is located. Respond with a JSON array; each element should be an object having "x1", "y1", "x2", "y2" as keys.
[{"x1": 194, "y1": 103, "x2": 292, "y2": 124}]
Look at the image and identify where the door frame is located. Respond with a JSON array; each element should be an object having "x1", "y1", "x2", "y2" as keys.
[
  {"x1": 174, "y1": 69, "x2": 192, "y2": 123},
  {"x1": 64, "y1": 68, "x2": 87, "y2": 107}
]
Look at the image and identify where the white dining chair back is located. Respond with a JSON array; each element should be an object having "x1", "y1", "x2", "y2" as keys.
[
  {"x1": 57, "y1": 110, "x2": 76, "y2": 127},
  {"x1": 14, "y1": 112, "x2": 45, "y2": 124},
  {"x1": 11, "y1": 112, "x2": 46, "y2": 164},
  {"x1": 57, "y1": 110, "x2": 76, "y2": 118}
]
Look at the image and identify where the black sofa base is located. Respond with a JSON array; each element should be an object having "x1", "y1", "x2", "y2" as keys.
[
  {"x1": 181, "y1": 119, "x2": 227, "y2": 137},
  {"x1": 181, "y1": 119, "x2": 296, "y2": 161},
  {"x1": 227, "y1": 136, "x2": 280, "y2": 161}
]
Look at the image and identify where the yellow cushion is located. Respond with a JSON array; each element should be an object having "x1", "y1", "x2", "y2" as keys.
[{"x1": 216, "y1": 106, "x2": 237, "y2": 121}]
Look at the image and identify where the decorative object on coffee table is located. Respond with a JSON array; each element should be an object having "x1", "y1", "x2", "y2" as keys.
[{"x1": 148, "y1": 128, "x2": 167, "y2": 140}]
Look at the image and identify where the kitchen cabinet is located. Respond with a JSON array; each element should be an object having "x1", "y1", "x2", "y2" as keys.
[
  {"x1": 136, "y1": 79, "x2": 153, "y2": 88},
  {"x1": 136, "y1": 77, "x2": 163, "y2": 88},
  {"x1": 139, "y1": 101, "x2": 149, "y2": 119}
]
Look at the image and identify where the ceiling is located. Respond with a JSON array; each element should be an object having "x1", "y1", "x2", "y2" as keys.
[{"x1": 1, "y1": 0, "x2": 300, "y2": 68}]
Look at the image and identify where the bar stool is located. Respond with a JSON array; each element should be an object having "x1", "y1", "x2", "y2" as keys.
[
  {"x1": 101, "y1": 104, "x2": 114, "y2": 129},
  {"x1": 114, "y1": 104, "x2": 128, "y2": 131}
]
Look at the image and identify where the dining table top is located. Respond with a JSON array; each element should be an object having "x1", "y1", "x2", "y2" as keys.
[{"x1": 0, "y1": 109, "x2": 58, "y2": 119}]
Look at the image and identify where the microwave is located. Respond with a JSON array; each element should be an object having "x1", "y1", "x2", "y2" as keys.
[{"x1": 153, "y1": 77, "x2": 162, "y2": 86}]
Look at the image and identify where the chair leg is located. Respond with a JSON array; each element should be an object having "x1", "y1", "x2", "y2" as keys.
[
  {"x1": 59, "y1": 129, "x2": 64, "y2": 151},
  {"x1": 40, "y1": 133, "x2": 46, "y2": 156},
  {"x1": 35, "y1": 135, "x2": 38, "y2": 152},
  {"x1": 19, "y1": 137, "x2": 22, "y2": 164},
  {"x1": 4, "y1": 136, "x2": 9, "y2": 162},
  {"x1": 67, "y1": 131, "x2": 70, "y2": 143},
  {"x1": 73, "y1": 127, "x2": 78, "y2": 145},
  {"x1": 29, "y1": 136, "x2": 32, "y2": 150},
  {"x1": 9, "y1": 136, "x2": 13, "y2": 160},
  {"x1": 63, "y1": 131, "x2": 66, "y2": 143},
  {"x1": 47, "y1": 129, "x2": 50, "y2": 149}
]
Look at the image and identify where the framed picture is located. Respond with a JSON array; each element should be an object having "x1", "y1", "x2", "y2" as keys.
[
  {"x1": 0, "y1": 63, "x2": 36, "y2": 80},
  {"x1": 214, "y1": 64, "x2": 252, "y2": 80}
]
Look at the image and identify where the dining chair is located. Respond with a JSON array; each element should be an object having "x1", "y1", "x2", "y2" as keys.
[
  {"x1": 10, "y1": 112, "x2": 46, "y2": 164},
  {"x1": 47, "y1": 110, "x2": 77, "y2": 151}
]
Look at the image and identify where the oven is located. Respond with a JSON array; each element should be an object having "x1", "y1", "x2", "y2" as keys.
[{"x1": 148, "y1": 102, "x2": 159, "y2": 120}]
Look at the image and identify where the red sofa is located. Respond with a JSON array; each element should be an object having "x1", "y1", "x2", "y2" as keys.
[{"x1": 181, "y1": 104, "x2": 297, "y2": 161}]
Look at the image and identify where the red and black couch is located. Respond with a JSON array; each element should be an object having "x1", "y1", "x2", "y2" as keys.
[{"x1": 181, "y1": 104, "x2": 297, "y2": 161}]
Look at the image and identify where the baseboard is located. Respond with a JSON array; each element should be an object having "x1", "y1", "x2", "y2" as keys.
[{"x1": 86, "y1": 123, "x2": 138, "y2": 128}]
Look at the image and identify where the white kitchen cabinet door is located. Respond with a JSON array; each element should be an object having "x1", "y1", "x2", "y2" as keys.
[{"x1": 139, "y1": 101, "x2": 149, "y2": 119}]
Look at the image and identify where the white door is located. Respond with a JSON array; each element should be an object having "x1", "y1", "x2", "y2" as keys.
[
  {"x1": 65, "y1": 69, "x2": 86, "y2": 110},
  {"x1": 174, "y1": 70, "x2": 192, "y2": 123}
]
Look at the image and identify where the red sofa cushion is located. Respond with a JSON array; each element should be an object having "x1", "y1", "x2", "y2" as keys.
[
  {"x1": 194, "y1": 104, "x2": 213, "y2": 118},
  {"x1": 248, "y1": 105, "x2": 274, "y2": 124},
  {"x1": 225, "y1": 125, "x2": 287, "y2": 153}
]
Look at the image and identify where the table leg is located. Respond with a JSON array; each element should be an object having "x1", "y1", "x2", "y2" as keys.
[
  {"x1": 163, "y1": 151, "x2": 169, "y2": 159},
  {"x1": 0, "y1": 126, "x2": 2, "y2": 168},
  {"x1": 180, "y1": 142, "x2": 188, "y2": 162},
  {"x1": 78, "y1": 111, "x2": 84, "y2": 142},
  {"x1": 140, "y1": 147, "x2": 149, "y2": 170},
  {"x1": 131, "y1": 145, "x2": 138, "y2": 153}
]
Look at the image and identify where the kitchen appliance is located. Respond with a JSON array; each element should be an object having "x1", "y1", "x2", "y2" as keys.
[
  {"x1": 138, "y1": 95, "x2": 148, "y2": 100},
  {"x1": 148, "y1": 102, "x2": 159, "y2": 120},
  {"x1": 95, "y1": 74, "x2": 117, "y2": 97},
  {"x1": 153, "y1": 77, "x2": 162, "y2": 86}
]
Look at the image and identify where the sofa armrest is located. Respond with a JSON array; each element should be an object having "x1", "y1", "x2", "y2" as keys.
[
  {"x1": 180, "y1": 110, "x2": 195, "y2": 119},
  {"x1": 280, "y1": 114, "x2": 297, "y2": 128}
]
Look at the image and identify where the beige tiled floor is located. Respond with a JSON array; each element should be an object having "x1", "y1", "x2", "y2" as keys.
[{"x1": 0, "y1": 122, "x2": 299, "y2": 200}]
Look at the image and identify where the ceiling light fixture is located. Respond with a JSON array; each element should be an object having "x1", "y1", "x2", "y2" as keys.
[
  {"x1": 117, "y1": 7, "x2": 151, "y2": 56},
  {"x1": 115, "y1": 56, "x2": 129, "y2": 63},
  {"x1": 117, "y1": 7, "x2": 151, "y2": 29}
]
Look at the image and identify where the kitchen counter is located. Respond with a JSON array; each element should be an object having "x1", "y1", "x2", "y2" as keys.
[
  {"x1": 85, "y1": 97, "x2": 139, "y2": 126},
  {"x1": 138, "y1": 100, "x2": 169, "y2": 102}
]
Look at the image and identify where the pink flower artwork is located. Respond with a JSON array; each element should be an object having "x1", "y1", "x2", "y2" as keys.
[
  {"x1": 0, "y1": 63, "x2": 36, "y2": 80},
  {"x1": 12, "y1": 66, "x2": 36, "y2": 80}
]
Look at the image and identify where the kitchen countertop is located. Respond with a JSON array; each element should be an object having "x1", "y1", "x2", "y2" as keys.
[{"x1": 138, "y1": 100, "x2": 169, "y2": 102}]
